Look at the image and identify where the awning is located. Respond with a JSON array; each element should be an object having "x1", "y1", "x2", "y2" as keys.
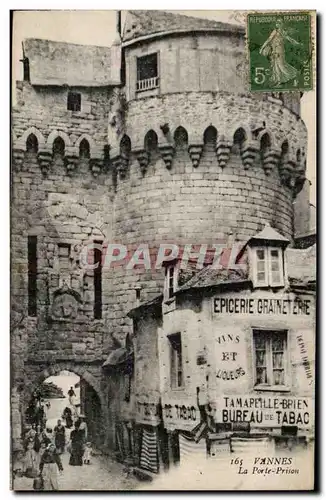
[{"x1": 102, "y1": 348, "x2": 133, "y2": 369}]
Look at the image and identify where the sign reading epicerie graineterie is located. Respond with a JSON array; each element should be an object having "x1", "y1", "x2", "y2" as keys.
[
  {"x1": 213, "y1": 296, "x2": 311, "y2": 315},
  {"x1": 215, "y1": 395, "x2": 313, "y2": 428}
]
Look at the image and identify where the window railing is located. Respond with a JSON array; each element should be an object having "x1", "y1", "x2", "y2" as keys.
[{"x1": 136, "y1": 76, "x2": 159, "y2": 92}]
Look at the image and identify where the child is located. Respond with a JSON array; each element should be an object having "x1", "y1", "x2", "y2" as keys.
[{"x1": 83, "y1": 442, "x2": 92, "y2": 464}]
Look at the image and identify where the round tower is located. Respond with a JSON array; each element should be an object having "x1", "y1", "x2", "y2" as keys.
[{"x1": 107, "y1": 10, "x2": 308, "y2": 341}]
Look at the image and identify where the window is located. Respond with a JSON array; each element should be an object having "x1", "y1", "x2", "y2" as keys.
[
  {"x1": 169, "y1": 333, "x2": 183, "y2": 389},
  {"x1": 252, "y1": 247, "x2": 284, "y2": 287},
  {"x1": 67, "y1": 91, "x2": 81, "y2": 112},
  {"x1": 136, "y1": 53, "x2": 159, "y2": 92},
  {"x1": 28, "y1": 236, "x2": 37, "y2": 316},
  {"x1": 253, "y1": 330, "x2": 288, "y2": 388},
  {"x1": 164, "y1": 264, "x2": 177, "y2": 300},
  {"x1": 94, "y1": 241, "x2": 102, "y2": 319}
]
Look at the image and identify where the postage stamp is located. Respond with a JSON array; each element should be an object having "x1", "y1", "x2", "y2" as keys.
[{"x1": 247, "y1": 12, "x2": 313, "y2": 92}]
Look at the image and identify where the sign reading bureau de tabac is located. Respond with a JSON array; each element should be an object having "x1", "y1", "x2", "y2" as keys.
[
  {"x1": 215, "y1": 395, "x2": 314, "y2": 428},
  {"x1": 213, "y1": 295, "x2": 311, "y2": 316}
]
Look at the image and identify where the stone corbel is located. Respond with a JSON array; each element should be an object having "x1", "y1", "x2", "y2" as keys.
[
  {"x1": 90, "y1": 158, "x2": 103, "y2": 177},
  {"x1": 216, "y1": 137, "x2": 232, "y2": 168},
  {"x1": 110, "y1": 155, "x2": 128, "y2": 180},
  {"x1": 188, "y1": 144, "x2": 203, "y2": 168},
  {"x1": 240, "y1": 139, "x2": 260, "y2": 170},
  {"x1": 90, "y1": 147, "x2": 105, "y2": 177},
  {"x1": 261, "y1": 147, "x2": 281, "y2": 176},
  {"x1": 279, "y1": 152, "x2": 296, "y2": 188},
  {"x1": 64, "y1": 146, "x2": 79, "y2": 176},
  {"x1": 37, "y1": 147, "x2": 53, "y2": 176},
  {"x1": 134, "y1": 148, "x2": 149, "y2": 176},
  {"x1": 292, "y1": 158, "x2": 307, "y2": 197},
  {"x1": 12, "y1": 147, "x2": 25, "y2": 170},
  {"x1": 159, "y1": 144, "x2": 175, "y2": 170}
]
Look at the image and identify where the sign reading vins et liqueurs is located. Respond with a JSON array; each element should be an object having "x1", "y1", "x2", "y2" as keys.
[
  {"x1": 215, "y1": 395, "x2": 313, "y2": 428},
  {"x1": 213, "y1": 296, "x2": 311, "y2": 316}
]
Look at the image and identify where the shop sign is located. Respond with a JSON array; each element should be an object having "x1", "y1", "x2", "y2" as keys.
[
  {"x1": 213, "y1": 296, "x2": 311, "y2": 316},
  {"x1": 214, "y1": 395, "x2": 313, "y2": 428},
  {"x1": 161, "y1": 396, "x2": 201, "y2": 431},
  {"x1": 214, "y1": 332, "x2": 247, "y2": 386},
  {"x1": 135, "y1": 400, "x2": 161, "y2": 426}
]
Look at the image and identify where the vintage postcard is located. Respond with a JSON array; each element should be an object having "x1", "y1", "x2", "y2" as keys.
[{"x1": 11, "y1": 9, "x2": 316, "y2": 491}]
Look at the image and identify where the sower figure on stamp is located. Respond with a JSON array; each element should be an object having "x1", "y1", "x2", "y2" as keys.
[{"x1": 259, "y1": 20, "x2": 301, "y2": 86}]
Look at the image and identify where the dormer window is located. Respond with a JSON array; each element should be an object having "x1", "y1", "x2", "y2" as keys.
[
  {"x1": 247, "y1": 224, "x2": 289, "y2": 289},
  {"x1": 136, "y1": 53, "x2": 159, "y2": 92},
  {"x1": 164, "y1": 264, "x2": 178, "y2": 301},
  {"x1": 252, "y1": 247, "x2": 284, "y2": 288}
]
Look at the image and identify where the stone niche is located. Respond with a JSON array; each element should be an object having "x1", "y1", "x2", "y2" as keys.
[{"x1": 49, "y1": 283, "x2": 83, "y2": 322}]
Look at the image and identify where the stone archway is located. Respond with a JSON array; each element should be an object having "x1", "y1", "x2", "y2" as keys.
[
  {"x1": 28, "y1": 361, "x2": 106, "y2": 413},
  {"x1": 26, "y1": 361, "x2": 110, "y2": 451}
]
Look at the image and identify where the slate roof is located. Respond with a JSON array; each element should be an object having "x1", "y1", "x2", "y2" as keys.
[
  {"x1": 248, "y1": 224, "x2": 290, "y2": 244},
  {"x1": 24, "y1": 38, "x2": 119, "y2": 87},
  {"x1": 177, "y1": 266, "x2": 249, "y2": 292},
  {"x1": 123, "y1": 10, "x2": 244, "y2": 43}
]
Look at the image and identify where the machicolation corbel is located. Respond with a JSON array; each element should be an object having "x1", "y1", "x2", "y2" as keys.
[
  {"x1": 12, "y1": 148, "x2": 25, "y2": 170},
  {"x1": 240, "y1": 139, "x2": 259, "y2": 170},
  {"x1": 188, "y1": 144, "x2": 203, "y2": 168},
  {"x1": 261, "y1": 148, "x2": 281, "y2": 176},
  {"x1": 159, "y1": 144, "x2": 175, "y2": 170},
  {"x1": 37, "y1": 148, "x2": 52, "y2": 176},
  {"x1": 216, "y1": 137, "x2": 232, "y2": 169},
  {"x1": 135, "y1": 149, "x2": 149, "y2": 176}
]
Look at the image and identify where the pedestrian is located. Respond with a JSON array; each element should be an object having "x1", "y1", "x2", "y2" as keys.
[
  {"x1": 68, "y1": 386, "x2": 76, "y2": 406},
  {"x1": 54, "y1": 419, "x2": 66, "y2": 454},
  {"x1": 62, "y1": 407, "x2": 73, "y2": 429},
  {"x1": 23, "y1": 439, "x2": 39, "y2": 478},
  {"x1": 83, "y1": 442, "x2": 92, "y2": 464},
  {"x1": 42, "y1": 427, "x2": 54, "y2": 446},
  {"x1": 68, "y1": 421, "x2": 84, "y2": 466},
  {"x1": 39, "y1": 442, "x2": 63, "y2": 491},
  {"x1": 78, "y1": 414, "x2": 88, "y2": 443},
  {"x1": 33, "y1": 425, "x2": 42, "y2": 453}
]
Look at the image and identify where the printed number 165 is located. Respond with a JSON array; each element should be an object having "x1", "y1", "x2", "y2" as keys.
[{"x1": 254, "y1": 67, "x2": 270, "y2": 84}]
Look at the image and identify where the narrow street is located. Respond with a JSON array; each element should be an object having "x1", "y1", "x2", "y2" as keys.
[{"x1": 14, "y1": 450, "x2": 140, "y2": 491}]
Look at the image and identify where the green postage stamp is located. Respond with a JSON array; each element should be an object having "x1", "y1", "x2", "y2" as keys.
[{"x1": 247, "y1": 12, "x2": 313, "y2": 92}]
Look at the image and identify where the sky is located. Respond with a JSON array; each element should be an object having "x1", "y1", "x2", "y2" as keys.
[{"x1": 12, "y1": 10, "x2": 316, "y2": 205}]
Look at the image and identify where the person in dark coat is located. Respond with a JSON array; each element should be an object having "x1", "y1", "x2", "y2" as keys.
[
  {"x1": 62, "y1": 407, "x2": 73, "y2": 429},
  {"x1": 68, "y1": 422, "x2": 84, "y2": 466},
  {"x1": 39, "y1": 443, "x2": 63, "y2": 490},
  {"x1": 54, "y1": 420, "x2": 66, "y2": 454}
]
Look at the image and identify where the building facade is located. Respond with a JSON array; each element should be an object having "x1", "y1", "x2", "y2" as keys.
[{"x1": 11, "y1": 10, "x2": 314, "y2": 473}]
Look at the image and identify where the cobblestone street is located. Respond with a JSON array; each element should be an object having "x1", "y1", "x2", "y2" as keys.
[{"x1": 14, "y1": 451, "x2": 140, "y2": 491}]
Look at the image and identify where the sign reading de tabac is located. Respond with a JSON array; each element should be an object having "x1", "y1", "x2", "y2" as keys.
[{"x1": 213, "y1": 296, "x2": 311, "y2": 316}]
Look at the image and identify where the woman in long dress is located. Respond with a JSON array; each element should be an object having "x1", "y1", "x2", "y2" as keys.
[
  {"x1": 69, "y1": 422, "x2": 85, "y2": 466},
  {"x1": 259, "y1": 20, "x2": 301, "y2": 86},
  {"x1": 39, "y1": 443, "x2": 63, "y2": 490}
]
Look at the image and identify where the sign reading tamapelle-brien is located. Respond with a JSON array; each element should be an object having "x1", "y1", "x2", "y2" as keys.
[
  {"x1": 213, "y1": 296, "x2": 311, "y2": 315},
  {"x1": 215, "y1": 395, "x2": 313, "y2": 428}
]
